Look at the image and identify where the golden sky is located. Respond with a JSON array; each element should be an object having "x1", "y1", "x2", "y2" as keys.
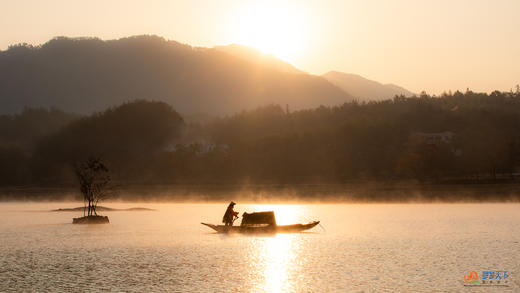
[{"x1": 1, "y1": 0, "x2": 519, "y2": 94}]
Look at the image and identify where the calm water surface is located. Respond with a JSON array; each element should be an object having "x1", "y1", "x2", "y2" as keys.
[{"x1": 0, "y1": 203, "x2": 519, "y2": 292}]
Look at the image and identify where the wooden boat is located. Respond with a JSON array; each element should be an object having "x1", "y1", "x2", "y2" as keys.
[
  {"x1": 201, "y1": 211, "x2": 319, "y2": 233},
  {"x1": 201, "y1": 221, "x2": 320, "y2": 233}
]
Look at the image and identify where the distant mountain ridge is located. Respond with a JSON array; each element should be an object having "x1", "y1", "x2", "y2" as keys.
[
  {"x1": 0, "y1": 35, "x2": 352, "y2": 115},
  {"x1": 323, "y1": 71, "x2": 414, "y2": 101},
  {"x1": 214, "y1": 44, "x2": 304, "y2": 74}
]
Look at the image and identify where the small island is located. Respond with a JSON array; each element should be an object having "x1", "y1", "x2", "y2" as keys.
[
  {"x1": 54, "y1": 206, "x2": 155, "y2": 212},
  {"x1": 72, "y1": 158, "x2": 111, "y2": 224},
  {"x1": 73, "y1": 215, "x2": 108, "y2": 224}
]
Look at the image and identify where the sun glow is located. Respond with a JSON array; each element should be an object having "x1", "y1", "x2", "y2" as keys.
[{"x1": 229, "y1": 1, "x2": 310, "y2": 63}]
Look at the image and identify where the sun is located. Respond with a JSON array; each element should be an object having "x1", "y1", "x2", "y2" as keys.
[{"x1": 229, "y1": 1, "x2": 309, "y2": 63}]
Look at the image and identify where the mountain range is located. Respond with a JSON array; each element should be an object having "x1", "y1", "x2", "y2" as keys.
[
  {"x1": 0, "y1": 35, "x2": 413, "y2": 115},
  {"x1": 215, "y1": 44, "x2": 304, "y2": 75},
  {"x1": 216, "y1": 45, "x2": 415, "y2": 101},
  {"x1": 322, "y1": 71, "x2": 414, "y2": 101}
]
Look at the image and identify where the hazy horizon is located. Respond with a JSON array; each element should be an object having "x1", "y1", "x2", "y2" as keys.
[{"x1": 1, "y1": 0, "x2": 519, "y2": 95}]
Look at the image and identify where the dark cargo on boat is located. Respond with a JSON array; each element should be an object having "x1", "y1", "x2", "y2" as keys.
[
  {"x1": 241, "y1": 211, "x2": 277, "y2": 226},
  {"x1": 202, "y1": 210, "x2": 319, "y2": 233}
]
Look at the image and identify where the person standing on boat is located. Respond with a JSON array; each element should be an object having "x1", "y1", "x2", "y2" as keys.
[{"x1": 222, "y1": 201, "x2": 239, "y2": 226}]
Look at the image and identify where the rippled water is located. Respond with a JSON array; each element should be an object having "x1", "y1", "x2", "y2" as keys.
[{"x1": 1, "y1": 202, "x2": 519, "y2": 292}]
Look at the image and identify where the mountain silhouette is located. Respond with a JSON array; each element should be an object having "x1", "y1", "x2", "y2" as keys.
[
  {"x1": 214, "y1": 44, "x2": 304, "y2": 74},
  {"x1": 0, "y1": 35, "x2": 352, "y2": 115},
  {"x1": 323, "y1": 71, "x2": 414, "y2": 101}
]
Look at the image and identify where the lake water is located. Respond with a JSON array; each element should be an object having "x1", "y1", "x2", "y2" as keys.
[{"x1": 0, "y1": 202, "x2": 519, "y2": 292}]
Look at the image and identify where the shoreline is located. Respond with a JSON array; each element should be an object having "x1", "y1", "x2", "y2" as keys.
[{"x1": 1, "y1": 182, "x2": 520, "y2": 203}]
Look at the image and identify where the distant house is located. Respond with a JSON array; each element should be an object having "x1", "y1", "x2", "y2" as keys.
[
  {"x1": 198, "y1": 142, "x2": 230, "y2": 154},
  {"x1": 410, "y1": 131, "x2": 456, "y2": 145},
  {"x1": 168, "y1": 140, "x2": 229, "y2": 155},
  {"x1": 408, "y1": 131, "x2": 461, "y2": 156}
]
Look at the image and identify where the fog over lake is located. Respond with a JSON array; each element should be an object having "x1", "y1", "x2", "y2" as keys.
[{"x1": 1, "y1": 202, "x2": 519, "y2": 292}]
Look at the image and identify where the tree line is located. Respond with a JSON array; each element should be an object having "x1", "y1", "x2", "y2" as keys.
[{"x1": 1, "y1": 90, "x2": 520, "y2": 192}]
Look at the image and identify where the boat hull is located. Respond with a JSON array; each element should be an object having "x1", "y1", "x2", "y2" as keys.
[{"x1": 201, "y1": 221, "x2": 320, "y2": 233}]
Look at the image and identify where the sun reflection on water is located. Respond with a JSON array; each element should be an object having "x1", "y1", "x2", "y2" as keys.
[
  {"x1": 247, "y1": 234, "x2": 302, "y2": 293},
  {"x1": 240, "y1": 205, "x2": 309, "y2": 292}
]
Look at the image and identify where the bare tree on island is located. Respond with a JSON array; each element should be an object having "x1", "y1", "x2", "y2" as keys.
[{"x1": 73, "y1": 157, "x2": 111, "y2": 224}]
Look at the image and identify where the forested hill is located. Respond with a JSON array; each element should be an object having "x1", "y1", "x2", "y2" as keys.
[
  {"x1": 2, "y1": 91, "x2": 520, "y2": 200},
  {"x1": 0, "y1": 35, "x2": 351, "y2": 115}
]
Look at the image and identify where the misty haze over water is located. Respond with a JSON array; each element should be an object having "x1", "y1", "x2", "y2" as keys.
[{"x1": 1, "y1": 202, "x2": 518, "y2": 292}]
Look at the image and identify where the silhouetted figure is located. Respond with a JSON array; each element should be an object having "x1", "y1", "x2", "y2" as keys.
[{"x1": 222, "y1": 201, "x2": 239, "y2": 226}]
